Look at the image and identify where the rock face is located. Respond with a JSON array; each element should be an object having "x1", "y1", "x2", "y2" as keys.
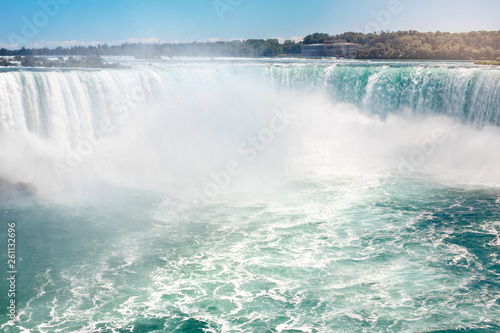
[{"x1": 0, "y1": 178, "x2": 38, "y2": 198}]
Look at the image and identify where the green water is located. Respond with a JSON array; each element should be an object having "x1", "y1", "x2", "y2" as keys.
[{"x1": 1, "y1": 176, "x2": 500, "y2": 332}]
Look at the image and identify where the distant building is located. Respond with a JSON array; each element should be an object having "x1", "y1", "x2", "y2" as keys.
[{"x1": 301, "y1": 43, "x2": 362, "y2": 59}]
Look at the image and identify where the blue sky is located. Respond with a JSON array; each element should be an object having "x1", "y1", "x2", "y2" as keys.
[{"x1": 1, "y1": 0, "x2": 500, "y2": 49}]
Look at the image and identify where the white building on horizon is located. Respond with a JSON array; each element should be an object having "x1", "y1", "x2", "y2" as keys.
[{"x1": 301, "y1": 42, "x2": 362, "y2": 58}]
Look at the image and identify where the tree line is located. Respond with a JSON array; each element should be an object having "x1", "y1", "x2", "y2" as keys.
[
  {"x1": 0, "y1": 39, "x2": 302, "y2": 59},
  {"x1": 1, "y1": 31, "x2": 500, "y2": 60},
  {"x1": 338, "y1": 30, "x2": 500, "y2": 60}
]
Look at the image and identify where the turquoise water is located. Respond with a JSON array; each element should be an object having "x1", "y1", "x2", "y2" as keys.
[{"x1": 0, "y1": 58, "x2": 500, "y2": 332}]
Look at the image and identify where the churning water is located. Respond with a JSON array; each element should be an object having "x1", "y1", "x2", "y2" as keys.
[{"x1": 0, "y1": 58, "x2": 499, "y2": 332}]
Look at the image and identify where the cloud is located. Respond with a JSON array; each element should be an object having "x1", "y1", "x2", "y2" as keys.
[
  {"x1": 0, "y1": 42, "x2": 18, "y2": 49},
  {"x1": 209, "y1": 38, "x2": 220, "y2": 42},
  {"x1": 16, "y1": 37, "x2": 166, "y2": 49},
  {"x1": 290, "y1": 36, "x2": 304, "y2": 43},
  {"x1": 272, "y1": 37, "x2": 304, "y2": 44},
  {"x1": 121, "y1": 37, "x2": 166, "y2": 44},
  {"x1": 27, "y1": 40, "x2": 103, "y2": 48}
]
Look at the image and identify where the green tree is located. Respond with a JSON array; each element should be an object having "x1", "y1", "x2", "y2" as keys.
[{"x1": 303, "y1": 33, "x2": 331, "y2": 44}]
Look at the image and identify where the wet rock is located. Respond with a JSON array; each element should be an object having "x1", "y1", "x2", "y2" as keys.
[{"x1": 0, "y1": 178, "x2": 37, "y2": 198}]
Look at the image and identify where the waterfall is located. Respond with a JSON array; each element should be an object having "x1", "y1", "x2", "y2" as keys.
[{"x1": 1, "y1": 61, "x2": 500, "y2": 197}]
